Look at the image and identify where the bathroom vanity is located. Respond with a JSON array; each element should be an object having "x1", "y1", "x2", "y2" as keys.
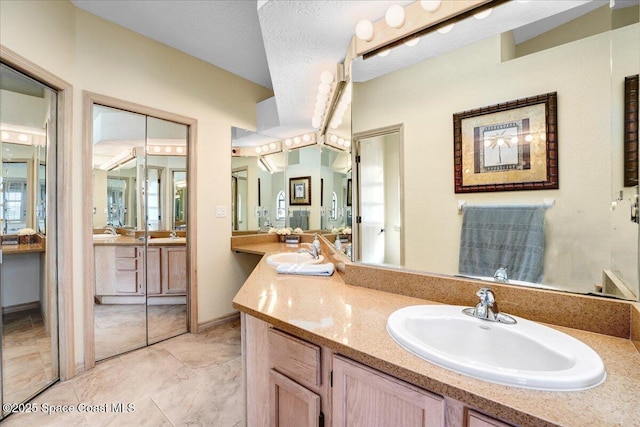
[{"x1": 232, "y1": 235, "x2": 640, "y2": 427}]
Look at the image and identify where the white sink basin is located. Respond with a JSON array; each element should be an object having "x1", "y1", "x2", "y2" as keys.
[
  {"x1": 266, "y1": 252, "x2": 324, "y2": 267},
  {"x1": 387, "y1": 305, "x2": 605, "y2": 391},
  {"x1": 93, "y1": 234, "x2": 120, "y2": 240}
]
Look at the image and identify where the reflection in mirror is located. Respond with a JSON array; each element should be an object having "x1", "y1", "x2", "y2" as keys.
[
  {"x1": 0, "y1": 62, "x2": 58, "y2": 412},
  {"x1": 92, "y1": 106, "x2": 189, "y2": 359},
  {"x1": 352, "y1": 1, "x2": 640, "y2": 299}
]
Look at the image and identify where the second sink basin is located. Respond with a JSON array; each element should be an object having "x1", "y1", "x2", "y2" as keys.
[
  {"x1": 387, "y1": 305, "x2": 606, "y2": 391},
  {"x1": 266, "y1": 252, "x2": 324, "y2": 267}
]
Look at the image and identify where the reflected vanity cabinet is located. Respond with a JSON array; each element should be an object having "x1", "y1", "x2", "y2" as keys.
[
  {"x1": 242, "y1": 313, "x2": 513, "y2": 427},
  {"x1": 94, "y1": 244, "x2": 186, "y2": 296}
]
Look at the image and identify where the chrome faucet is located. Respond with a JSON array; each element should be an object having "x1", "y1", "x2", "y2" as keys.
[
  {"x1": 104, "y1": 226, "x2": 117, "y2": 235},
  {"x1": 493, "y1": 267, "x2": 508, "y2": 283},
  {"x1": 297, "y1": 244, "x2": 319, "y2": 260},
  {"x1": 462, "y1": 287, "x2": 516, "y2": 324}
]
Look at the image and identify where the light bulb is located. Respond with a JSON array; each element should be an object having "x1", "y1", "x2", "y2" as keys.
[
  {"x1": 420, "y1": 0, "x2": 441, "y2": 12},
  {"x1": 510, "y1": 136, "x2": 519, "y2": 145},
  {"x1": 1, "y1": 131, "x2": 9, "y2": 140},
  {"x1": 525, "y1": 134, "x2": 533, "y2": 142},
  {"x1": 316, "y1": 92, "x2": 328, "y2": 102},
  {"x1": 18, "y1": 134, "x2": 28, "y2": 142},
  {"x1": 269, "y1": 142, "x2": 276, "y2": 150},
  {"x1": 344, "y1": 140, "x2": 351, "y2": 148},
  {"x1": 153, "y1": 146, "x2": 161, "y2": 153},
  {"x1": 330, "y1": 135, "x2": 338, "y2": 143},
  {"x1": 311, "y1": 117, "x2": 321, "y2": 129},
  {"x1": 255, "y1": 146, "x2": 262, "y2": 153},
  {"x1": 338, "y1": 138, "x2": 345, "y2": 146},
  {"x1": 294, "y1": 137, "x2": 301, "y2": 144},
  {"x1": 320, "y1": 71, "x2": 334, "y2": 84},
  {"x1": 355, "y1": 19, "x2": 374, "y2": 42},
  {"x1": 165, "y1": 146, "x2": 172, "y2": 153},
  {"x1": 303, "y1": 134, "x2": 311, "y2": 142},
  {"x1": 484, "y1": 139, "x2": 492, "y2": 147},
  {"x1": 404, "y1": 37, "x2": 420, "y2": 47},
  {"x1": 497, "y1": 138, "x2": 505, "y2": 146},
  {"x1": 437, "y1": 24, "x2": 454, "y2": 34},
  {"x1": 176, "y1": 147, "x2": 184, "y2": 154},
  {"x1": 385, "y1": 5, "x2": 405, "y2": 29},
  {"x1": 285, "y1": 138, "x2": 293, "y2": 146},
  {"x1": 318, "y1": 83, "x2": 331, "y2": 95},
  {"x1": 474, "y1": 8, "x2": 492, "y2": 19},
  {"x1": 377, "y1": 49, "x2": 390, "y2": 57}
]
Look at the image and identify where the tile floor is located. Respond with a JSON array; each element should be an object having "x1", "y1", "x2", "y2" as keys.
[
  {"x1": 2, "y1": 309, "x2": 57, "y2": 406},
  {"x1": 1, "y1": 319, "x2": 244, "y2": 426}
]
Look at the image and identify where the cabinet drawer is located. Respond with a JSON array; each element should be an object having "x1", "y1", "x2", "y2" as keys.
[
  {"x1": 468, "y1": 410, "x2": 513, "y2": 427},
  {"x1": 115, "y1": 270, "x2": 138, "y2": 293},
  {"x1": 115, "y1": 258, "x2": 137, "y2": 271},
  {"x1": 115, "y1": 246, "x2": 137, "y2": 258},
  {"x1": 269, "y1": 328, "x2": 321, "y2": 389}
]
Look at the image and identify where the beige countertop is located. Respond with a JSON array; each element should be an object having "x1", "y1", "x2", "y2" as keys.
[
  {"x1": 93, "y1": 236, "x2": 186, "y2": 246},
  {"x1": 232, "y1": 241, "x2": 640, "y2": 427},
  {"x1": 1, "y1": 242, "x2": 45, "y2": 254}
]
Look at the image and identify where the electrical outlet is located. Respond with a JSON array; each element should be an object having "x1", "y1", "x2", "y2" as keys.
[{"x1": 216, "y1": 206, "x2": 227, "y2": 218}]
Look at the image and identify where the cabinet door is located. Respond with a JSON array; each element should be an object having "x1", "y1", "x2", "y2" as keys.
[
  {"x1": 269, "y1": 369, "x2": 320, "y2": 427},
  {"x1": 161, "y1": 246, "x2": 187, "y2": 294},
  {"x1": 468, "y1": 410, "x2": 513, "y2": 427},
  {"x1": 94, "y1": 245, "x2": 117, "y2": 295},
  {"x1": 332, "y1": 356, "x2": 444, "y2": 427},
  {"x1": 145, "y1": 247, "x2": 161, "y2": 295}
]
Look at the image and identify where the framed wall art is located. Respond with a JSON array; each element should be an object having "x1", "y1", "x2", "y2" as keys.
[
  {"x1": 624, "y1": 74, "x2": 638, "y2": 187},
  {"x1": 289, "y1": 176, "x2": 311, "y2": 206},
  {"x1": 453, "y1": 92, "x2": 558, "y2": 193}
]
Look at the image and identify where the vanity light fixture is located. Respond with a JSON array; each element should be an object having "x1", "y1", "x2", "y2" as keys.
[
  {"x1": 355, "y1": 19, "x2": 374, "y2": 42},
  {"x1": 385, "y1": 5, "x2": 406, "y2": 29},
  {"x1": 420, "y1": 0, "x2": 442, "y2": 12},
  {"x1": 312, "y1": 70, "x2": 334, "y2": 129},
  {"x1": 101, "y1": 148, "x2": 136, "y2": 171},
  {"x1": 404, "y1": 37, "x2": 420, "y2": 47},
  {"x1": 18, "y1": 134, "x2": 29, "y2": 142},
  {"x1": 474, "y1": 8, "x2": 492, "y2": 19},
  {"x1": 320, "y1": 70, "x2": 334, "y2": 84},
  {"x1": 437, "y1": 23, "x2": 454, "y2": 34},
  {"x1": 293, "y1": 136, "x2": 301, "y2": 144}
]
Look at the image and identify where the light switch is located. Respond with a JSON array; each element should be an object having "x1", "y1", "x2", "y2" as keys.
[{"x1": 216, "y1": 206, "x2": 227, "y2": 218}]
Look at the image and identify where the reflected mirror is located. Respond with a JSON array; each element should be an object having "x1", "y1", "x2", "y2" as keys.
[
  {"x1": 352, "y1": 1, "x2": 640, "y2": 299},
  {"x1": 0, "y1": 62, "x2": 58, "y2": 413},
  {"x1": 92, "y1": 104, "x2": 188, "y2": 360}
]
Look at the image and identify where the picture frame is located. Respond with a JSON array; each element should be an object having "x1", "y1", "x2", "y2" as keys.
[
  {"x1": 346, "y1": 178, "x2": 352, "y2": 207},
  {"x1": 453, "y1": 92, "x2": 558, "y2": 193},
  {"x1": 289, "y1": 176, "x2": 311, "y2": 206},
  {"x1": 624, "y1": 75, "x2": 638, "y2": 187}
]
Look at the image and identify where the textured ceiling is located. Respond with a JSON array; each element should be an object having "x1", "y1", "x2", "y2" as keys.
[{"x1": 69, "y1": 0, "x2": 637, "y2": 144}]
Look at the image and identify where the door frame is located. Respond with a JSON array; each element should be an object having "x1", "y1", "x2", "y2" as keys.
[
  {"x1": 82, "y1": 91, "x2": 198, "y2": 370},
  {"x1": 353, "y1": 124, "x2": 405, "y2": 266},
  {"x1": 0, "y1": 45, "x2": 75, "y2": 380}
]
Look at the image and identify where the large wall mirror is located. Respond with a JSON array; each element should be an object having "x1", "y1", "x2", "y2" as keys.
[
  {"x1": 0, "y1": 63, "x2": 59, "y2": 414},
  {"x1": 231, "y1": 127, "x2": 352, "y2": 235},
  {"x1": 352, "y1": 1, "x2": 640, "y2": 300},
  {"x1": 91, "y1": 103, "x2": 189, "y2": 361}
]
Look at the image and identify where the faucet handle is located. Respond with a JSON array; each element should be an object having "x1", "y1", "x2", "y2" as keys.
[{"x1": 476, "y1": 287, "x2": 495, "y2": 307}]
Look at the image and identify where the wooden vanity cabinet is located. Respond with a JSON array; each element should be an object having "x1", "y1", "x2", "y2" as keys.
[
  {"x1": 94, "y1": 244, "x2": 186, "y2": 297},
  {"x1": 242, "y1": 313, "x2": 513, "y2": 427},
  {"x1": 332, "y1": 355, "x2": 444, "y2": 427}
]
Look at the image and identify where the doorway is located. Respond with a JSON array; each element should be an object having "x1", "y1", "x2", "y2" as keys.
[
  {"x1": 354, "y1": 125, "x2": 404, "y2": 267},
  {"x1": 84, "y1": 94, "x2": 197, "y2": 367}
]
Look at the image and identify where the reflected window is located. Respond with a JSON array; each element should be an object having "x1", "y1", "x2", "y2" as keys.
[
  {"x1": 276, "y1": 190, "x2": 285, "y2": 220},
  {"x1": 2, "y1": 162, "x2": 28, "y2": 233},
  {"x1": 147, "y1": 167, "x2": 162, "y2": 230},
  {"x1": 107, "y1": 177, "x2": 127, "y2": 226},
  {"x1": 331, "y1": 192, "x2": 338, "y2": 220}
]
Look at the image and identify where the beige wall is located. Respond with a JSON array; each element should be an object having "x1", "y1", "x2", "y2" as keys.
[
  {"x1": 354, "y1": 24, "x2": 639, "y2": 294},
  {"x1": 1, "y1": 0, "x2": 272, "y2": 367}
]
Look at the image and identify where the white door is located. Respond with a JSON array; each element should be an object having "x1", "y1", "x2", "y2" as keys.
[{"x1": 357, "y1": 131, "x2": 402, "y2": 266}]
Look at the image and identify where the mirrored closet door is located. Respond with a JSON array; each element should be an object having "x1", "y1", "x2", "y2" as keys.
[
  {"x1": 0, "y1": 63, "x2": 59, "y2": 415},
  {"x1": 92, "y1": 105, "x2": 188, "y2": 361}
]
